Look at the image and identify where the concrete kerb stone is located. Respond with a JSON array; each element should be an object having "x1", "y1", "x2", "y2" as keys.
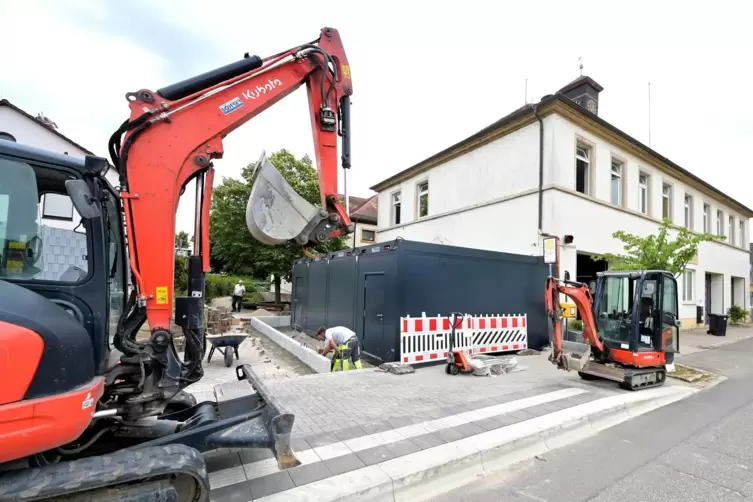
[
  {"x1": 257, "y1": 383, "x2": 698, "y2": 502},
  {"x1": 250, "y1": 317, "x2": 330, "y2": 374}
]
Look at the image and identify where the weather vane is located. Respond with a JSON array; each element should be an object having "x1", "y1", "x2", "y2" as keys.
[{"x1": 579, "y1": 57, "x2": 584, "y2": 76}]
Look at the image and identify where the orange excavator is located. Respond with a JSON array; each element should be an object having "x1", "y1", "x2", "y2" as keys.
[
  {"x1": 543, "y1": 235, "x2": 680, "y2": 391},
  {"x1": 0, "y1": 27, "x2": 352, "y2": 500}
]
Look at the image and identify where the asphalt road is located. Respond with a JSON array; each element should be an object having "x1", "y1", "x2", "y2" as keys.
[{"x1": 435, "y1": 338, "x2": 753, "y2": 502}]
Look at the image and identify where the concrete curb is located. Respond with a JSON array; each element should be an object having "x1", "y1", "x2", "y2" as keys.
[
  {"x1": 256, "y1": 384, "x2": 697, "y2": 502},
  {"x1": 250, "y1": 317, "x2": 330, "y2": 374}
]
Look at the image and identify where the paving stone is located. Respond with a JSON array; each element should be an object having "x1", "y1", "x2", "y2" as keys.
[
  {"x1": 436, "y1": 426, "x2": 466, "y2": 443},
  {"x1": 356, "y1": 445, "x2": 395, "y2": 466},
  {"x1": 334, "y1": 425, "x2": 367, "y2": 441},
  {"x1": 238, "y1": 447, "x2": 273, "y2": 465},
  {"x1": 290, "y1": 437, "x2": 311, "y2": 452},
  {"x1": 387, "y1": 415, "x2": 418, "y2": 428},
  {"x1": 205, "y1": 452, "x2": 242, "y2": 472},
  {"x1": 288, "y1": 461, "x2": 333, "y2": 486},
  {"x1": 208, "y1": 480, "x2": 253, "y2": 502},
  {"x1": 385, "y1": 439, "x2": 421, "y2": 457},
  {"x1": 248, "y1": 471, "x2": 295, "y2": 499},
  {"x1": 324, "y1": 453, "x2": 367, "y2": 475},
  {"x1": 411, "y1": 432, "x2": 447, "y2": 450},
  {"x1": 474, "y1": 417, "x2": 504, "y2": 431},
  {"x1": 304, "y1": 431, "x2": 339, "y2": 448},
  {"x1": 360, "y1": 421, "x2": 392, "y2": 434},
  {"x1": 454, "y1": 422, "x2": 486, "y2": 438}
]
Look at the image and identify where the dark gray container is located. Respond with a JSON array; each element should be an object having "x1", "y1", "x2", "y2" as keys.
[{"x1": 291, "y1": 239, "x2": 549, "y2": 363}]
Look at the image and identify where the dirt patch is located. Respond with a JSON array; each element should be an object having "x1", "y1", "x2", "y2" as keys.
[
  {"x1": 242, "y1": 325, "x2": 315, "y2": 377},
  {"x1": 668, "y1": 363, "x2": 715, "y2": 383}
]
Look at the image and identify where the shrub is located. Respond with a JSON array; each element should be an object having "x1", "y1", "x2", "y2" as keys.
[
  {"x1": 173, "y1": 255, "x2": 255, "y2": 304},
  {"x1": 568, "y1": 319, "x2": 584, "y2": 331},
  {"x1": 728, "y1": 304, "x2": 749, "y2": 325}
]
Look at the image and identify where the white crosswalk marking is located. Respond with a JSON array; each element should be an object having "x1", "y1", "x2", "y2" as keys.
[{"x1": 209, "y1": 387, "x2": 589, "y2": 487}]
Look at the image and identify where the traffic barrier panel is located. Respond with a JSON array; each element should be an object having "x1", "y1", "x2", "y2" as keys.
[{"x1": 400, "y1": 313, "x2": 527, "y2": 365}]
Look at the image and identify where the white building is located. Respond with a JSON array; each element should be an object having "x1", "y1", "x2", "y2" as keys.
[
  {"x1": 1, "y1": 99, "x2": 120, "y2": 281},
  {"x1": 371, "y1": 76, "x2": 753, "y2": 329},
  {"x1": 342, "y1": 194, "x2": 378, "y2": 248}
]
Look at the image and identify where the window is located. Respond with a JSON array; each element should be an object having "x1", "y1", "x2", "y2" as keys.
[
  {"x1": 0, "y1": 157, "x2": 89, "y2": 283},
  {"x1": 662, "y1": 183, "x2": 672, "y2": 220},
  {"x1": 41, "y1": 193, "x2": 74, "y2": 221},
  {"x1": 740, "y1": 220, "x2": 746, "y2": 248},
  {"x1": 595, "y1": 275, "x2": 634, "y2": 345},
  {"x1": 361, "y1": 229, "x2": 375, "y2": 242},
  {"x1": 717, "y1": 210, "x2": 723, "y2": 236},
  {"x1": 416, "y1": 181, "x2": 429, "y2": 218},
  {"x1": 0, "y1": 132, "x2": 16, "y2": 142},
  {"x1": 391, "y1": 192, "x2": 401, "y2": 225},
  {"x1": 638, "y1": 172, "x2": 649, "y2": 214},
  {"x1": 703, "y1": 204, "x2": 710, "y2": 233},
  {"x1": 682, "y1": 269, "x2": 695, "y2": 302},
  {"x1": 104, "y1": 189, "x2": 127, "y2": 336},
  {"x1": 729, "y1": 215, "x2": 735, "y2": 244},
  {"x1": 575, "y1": 144, "x2": 590, "y2": 195},
  {"x1": 610, "y1": 158, "x2": 624, "y2": 206},
  {"x1": 684, "y1": 194, "x2": 693, "y2": 229}
]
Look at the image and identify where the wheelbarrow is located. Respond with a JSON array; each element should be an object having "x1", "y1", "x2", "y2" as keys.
[{"x1": 206, "y1": 333, "x2": 249, "y2": 367}]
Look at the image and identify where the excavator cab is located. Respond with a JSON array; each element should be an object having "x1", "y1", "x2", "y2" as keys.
[{"x1": 592, "y1": 270, "x2": 680, "y2": 359}]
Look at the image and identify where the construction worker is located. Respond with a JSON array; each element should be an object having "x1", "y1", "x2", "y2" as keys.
[
  {"x1": 316, "y1": 326, "x2": 364, "y2": 371},
  {"x1": 231, "y1": 280, "x2": 246, "y2": 313}
]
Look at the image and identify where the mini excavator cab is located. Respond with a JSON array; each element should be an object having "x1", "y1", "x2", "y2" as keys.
[{"x1": 592, "y1": 270, "x2": 680, "y2": 360}]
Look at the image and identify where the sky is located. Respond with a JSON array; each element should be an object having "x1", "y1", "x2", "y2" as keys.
[{"x1": 1, "y1": 1, "x2": 751, "y2": 234}]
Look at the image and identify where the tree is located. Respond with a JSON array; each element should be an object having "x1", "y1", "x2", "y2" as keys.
[
  {"x1": 593, "y1": 219, "x2": 726, "y2": 277},
  {"x1": 175, "y1": 231, "x2": 190, "y2": 249},
  {"x1": 210, "y1": 149, "x2": 348, "y2": 301}
]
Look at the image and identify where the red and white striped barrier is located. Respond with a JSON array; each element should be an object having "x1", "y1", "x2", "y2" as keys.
[{"x1": 400, "y1": 313, "x2": 528, "y2": 365}]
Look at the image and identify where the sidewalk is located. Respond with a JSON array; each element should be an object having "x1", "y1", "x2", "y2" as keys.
[
  {"x1": 203, "y1": 355, "x2": 699, "y2": 501},
  {"x1": 677, "y1": 324, "x2": 753, "y2": 355}
]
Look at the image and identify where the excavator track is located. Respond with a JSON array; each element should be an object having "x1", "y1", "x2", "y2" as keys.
[
  {"x1": 0, "y1": 444, "x2": 209, "y2": 502},
  {"x1": 577, "y1": 361, "x2": 667, "y2": 391}
]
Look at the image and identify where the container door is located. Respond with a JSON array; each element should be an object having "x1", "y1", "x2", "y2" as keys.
[
  {"x1": 362, "y1": 273, "x2": 385, "y2": 357},
  {"x1": 293, "y1": 275, "x2": 306, "y2": 329}
]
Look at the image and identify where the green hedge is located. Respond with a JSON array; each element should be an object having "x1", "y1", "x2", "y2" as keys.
[{"x1": 174, "y1": 255, "x2": 262, "y2": 304}]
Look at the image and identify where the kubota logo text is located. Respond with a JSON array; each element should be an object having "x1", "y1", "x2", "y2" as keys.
[{"x1": 242, "y1": 79, "x2": 283, "y2": 100}]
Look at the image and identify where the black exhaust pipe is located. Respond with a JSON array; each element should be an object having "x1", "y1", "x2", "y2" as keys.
[{"x1": 157, "y1": 54, "x2": 264, "y2": 101}]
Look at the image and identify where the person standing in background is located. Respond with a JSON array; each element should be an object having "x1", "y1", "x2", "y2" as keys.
[{"x1": 232, "y1": 280, "x2": 246, "y2": 312}]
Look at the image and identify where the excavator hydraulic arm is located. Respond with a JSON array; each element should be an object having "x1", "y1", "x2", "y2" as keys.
[
  {"x1": 110, "y1": 27, "x2": 353, "y2": 333},
  {"x1": 545, "y1": 275, "x2": 605, "y2": 370}
]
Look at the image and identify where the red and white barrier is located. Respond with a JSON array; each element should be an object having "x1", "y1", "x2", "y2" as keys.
[{"x1": 400, "y1": 313, "x2": 528, "y2": 365}]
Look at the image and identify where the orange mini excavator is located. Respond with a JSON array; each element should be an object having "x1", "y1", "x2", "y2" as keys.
[
  {"x1": 543, "y1": 236, "x2": 680, "y2": 391},
  {"x1": 0, "y1": 27, "x2": 352, "y2": 501}
]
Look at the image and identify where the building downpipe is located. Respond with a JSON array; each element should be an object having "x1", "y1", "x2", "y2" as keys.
[{"x1": 532, "y1": 101, "x2": 545, "y2": 232}]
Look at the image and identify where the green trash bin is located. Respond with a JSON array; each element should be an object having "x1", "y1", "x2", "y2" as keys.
[{"x1": 707, "y1": 314, "x2": 729, "y2": 336}]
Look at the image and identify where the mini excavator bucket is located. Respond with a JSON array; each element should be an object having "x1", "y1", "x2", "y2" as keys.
[
  {"x1": 246, "y1": 152, "x2": 323, "y2": 246},
  {"x1": 562, "y1": 342, "x2": 591, "y2": 372}
]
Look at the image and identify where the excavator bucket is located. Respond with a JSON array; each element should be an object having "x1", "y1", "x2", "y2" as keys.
[
  {"x1": 560, "y1": 340, "x2": 592, "y2": 372},
  {"x1": 246, "y1": 151, "x2": 321, "y2": 246}
]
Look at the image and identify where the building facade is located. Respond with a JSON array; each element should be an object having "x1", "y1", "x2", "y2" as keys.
[
  {"x1": 343, "y1": 194, "x2": 378, "y2": 248},
  {"x1": 371, "y1": 77, "x2": 752, "y2": 329}
]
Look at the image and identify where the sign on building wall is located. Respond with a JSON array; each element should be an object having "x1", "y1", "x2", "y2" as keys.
[{"x1": 543, "y1": 237, "x2": 557, "y2": 264}]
